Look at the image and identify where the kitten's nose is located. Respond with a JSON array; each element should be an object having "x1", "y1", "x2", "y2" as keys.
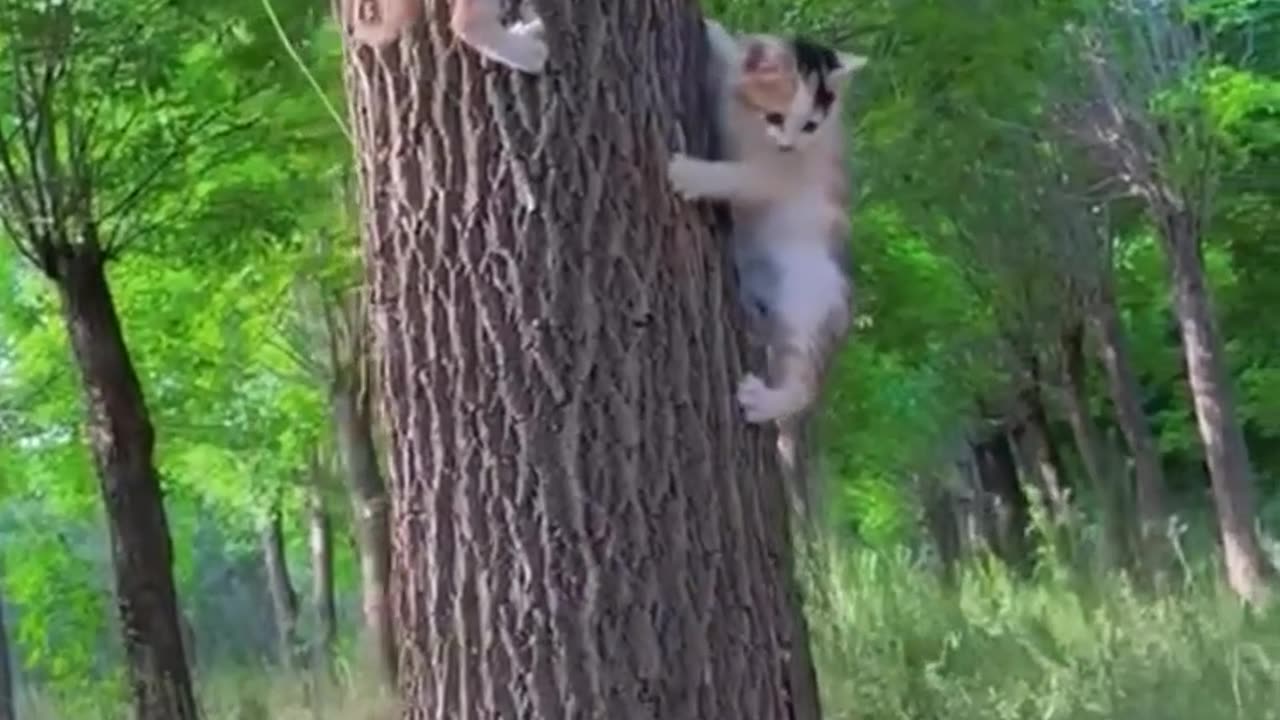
[{"x1": 777, "y1": 142, "x2": 795, "y2": 152}]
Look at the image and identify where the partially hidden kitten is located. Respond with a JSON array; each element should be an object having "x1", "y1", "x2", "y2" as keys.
[
  {"x1": 668, "y1": 20, "x2": 866, "y2": 426},
  {"x1": 348, "y1": 0, "x2": 548, "y2": 74}
]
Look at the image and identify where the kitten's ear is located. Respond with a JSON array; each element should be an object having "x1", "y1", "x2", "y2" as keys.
[
  {"x1": 742, "y1": 39, "x2": 784, "y2": 75},
  {"x1": 829, "y1": 51, "x2": 869, "y2": 82}
]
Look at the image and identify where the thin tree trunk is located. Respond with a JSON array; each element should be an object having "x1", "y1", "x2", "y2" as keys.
[
  {"x1": 971, "y1": 430, "x2": 1032, "y2": 572},
  {"x1": 341, "y1": 1, "x2": 820, "y2": 716},
  {"x1": 921, "y1": 478, "x2": 962, "y2": 586},
  {"x1": 1159, "y1": 206, "x2": 1273, "y2": 602},
  {"x1": 262, "y1": 503, "x2": 301, "y2": 669},
  {"x1": 1061, "y1": 323, "x2": 1133, "y2": 571},
  {"x1": 331, "y1": 384, "x2": 395, "y2": 687},
  {"x1": 307, "y1": 472, "x2": 337, "y2": 667},
  {"x1": 53, "y1": 245, "x2": 197, "y2": 720},
  {"x1": 1092, "y1": 278, "x2": 1170, "y2": 575},
  {"x1": 0, "y1": 573, "x2": 14, "y2": 720},
  {"x1": 1017, "y1": 374, "x2": 1071, "y2": 521}
]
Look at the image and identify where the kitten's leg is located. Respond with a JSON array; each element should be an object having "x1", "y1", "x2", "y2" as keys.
[
  {"x1": 737, "y1": 277, "x2": 848, "y2": 424},
  {"x1": 451, "y1": 0, "x2": 548, "y2": 74},
  {"x1": 667, "y1": 154, "x2": 785, "y2": 204},
  {"x1": 737, "y1": 343, "x2": 819, "y2": 424}
]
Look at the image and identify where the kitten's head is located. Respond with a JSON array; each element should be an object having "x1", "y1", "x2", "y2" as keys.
[{"x1": 728, "y1": 34, "x2": 867, "y2": 152}]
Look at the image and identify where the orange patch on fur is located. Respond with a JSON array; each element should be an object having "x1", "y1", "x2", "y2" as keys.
[
  {"x1": 736, "y1": 71, "x2": 797, "y2": 114},
  {"x1": 734, "y1": 38, "x2": 799, "y2": 114}
]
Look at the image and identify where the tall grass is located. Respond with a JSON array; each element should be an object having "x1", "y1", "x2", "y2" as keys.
[
  {"x1": 17, "y1": 541, "x2": 1280, "y2": 719},
  {"x1": 804, "y1": 540, "x2": 1280, "y2": 720}
]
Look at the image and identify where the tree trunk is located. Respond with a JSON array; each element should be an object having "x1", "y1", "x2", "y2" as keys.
[
  {"x1": 0, "y1": 576, "x2": 14, "y2": 720},
  {"x1": 262, "y1": 503, "x2": 301, "y2": 668},
  {"x1": 307, "y1": 474, "x2": 338, "y2": 666},
  {"x1": 971, "y1": 430, "x2": 1032, "y2": 572},
  {"x1": 53, "y1": 245, "x2": 197, "y2": 720},
  {"x1": 331, "y1": 383, "x2": 396, "y2": 686},
  {"x1": 1061, "y1": 323, "x2": 1133, "y2": 571},
  {"x1": 1159, "y1": 206, "x2": 1273, "y2": 603},
  {"x1": 1092, "y1": 278, "x2": 1170, "y2": 575},
  {"x1": 341, "y1": 1, "x2": 820, "y2": 717},
  {"x1": 1016, "y1": 376, "x2": 1071, "y2": 521},
  {"x1": 921, "y1": 478, "x2": 961, "y2": 586}
]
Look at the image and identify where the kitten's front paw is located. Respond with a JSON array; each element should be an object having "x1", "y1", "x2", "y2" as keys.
[
  {"x1": 667, "y1": 153, "x2": 710, "y2": 200},
  {"x1": 737, "y1": 373, "x2": 786, "y2": 424},
  {"x1": 509, "y1": 17, "x2": 545, "y2": 42},
  {"x1": 500, "y1": 34, "x2": 549, "y2": 74}
]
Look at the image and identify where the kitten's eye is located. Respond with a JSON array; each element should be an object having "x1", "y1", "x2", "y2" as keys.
[
  {"x1": 764, "y1": 113, "x2": 785, "y2": 126},
  {"x1": 802, "y1": 120, "x2": 820, "y2": 133}
]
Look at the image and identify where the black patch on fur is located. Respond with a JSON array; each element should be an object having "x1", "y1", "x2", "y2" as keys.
[{"x1": 789, "y1": 36, "x2": 839, "y2": 113}]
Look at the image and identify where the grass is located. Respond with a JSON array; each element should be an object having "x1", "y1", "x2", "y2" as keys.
[
  {"x1": 15, "y1": 541, "x2": 1280, "y2": 719},
  {"x1": 803, "y1": 541, "x2": 1280, "y2": 720}
]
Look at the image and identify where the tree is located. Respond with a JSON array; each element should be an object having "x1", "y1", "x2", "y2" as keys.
[
  {"x1": 282, "y1": 226, "x2": 397, "y2": 686},
  {"x1": 0, "y1": 3, "x2": 211, "y2": 715},
  {"x1": 306, "y1": 456, "x2": 338, "y2": 668},
  {"x1": 339, "y1": 0, "x2": 821, "y2": 716},
  {"x1": 0, "y1": 567, "x2": 13, "y2": 720},
  {"x1": 261, "y1": 499, "x2": 302, "y2": 668}
]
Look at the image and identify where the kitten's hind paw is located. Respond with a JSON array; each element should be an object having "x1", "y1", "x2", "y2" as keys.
[{"x1": 737, "y1": 374, "x2": 786, "y2": 424}]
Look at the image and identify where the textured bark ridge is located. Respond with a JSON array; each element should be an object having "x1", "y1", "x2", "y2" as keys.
[{"x1": 341, "y1": 0, "x2": 818, "y2": 717}]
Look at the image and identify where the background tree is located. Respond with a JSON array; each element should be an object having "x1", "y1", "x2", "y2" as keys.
[
  {"x1": 0, "y1": 2, "x2": 231, "y2": 714},
  {"x1": 0, "y1": 566, "x2": 13, "y2": 720}
]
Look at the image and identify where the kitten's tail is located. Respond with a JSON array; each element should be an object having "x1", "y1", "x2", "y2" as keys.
[
  {"x1": 702, "y1": 17, "x2": 742, "y2": 76},
  {"x1": 777, "y1": 415, "x2": 817, "y2": 522}
]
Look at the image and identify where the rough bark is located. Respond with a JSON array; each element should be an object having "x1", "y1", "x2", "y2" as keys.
[
  {"x1": 331, "y1": 383, "x2": 396, "y2": 686},
  {"x1": 261, "y1": 503, "x2": 302, "y2": 668},
  {"x1": 1092, "y1": 278, "x2": 1170, "y2": 574},
  {"x1": 971, "y1": 431, "x2": 1032, "y2": 571},
  {"x1": 341, "y1": 1, "x2": 819, "y2": 717},
  {"x1": 307, "y1": 475, "x2": 338, "y2": 665},
  {"x1": 53, "y1": 244, "x2": 197, "y2": 720},
  {"x1": 1061, "y1": 323, "x2": 1133, "y2": 571},
  {"x1": 0, "y1": 579, "x2": 13, "y2": 720},
  {"x1": 1159, "y1": 206, "x2": 1273, "y2": 602}
]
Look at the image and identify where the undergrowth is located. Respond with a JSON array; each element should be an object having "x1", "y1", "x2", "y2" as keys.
[{"x1": 15, "y1": 542, "x2": 1280, "y2": 719}]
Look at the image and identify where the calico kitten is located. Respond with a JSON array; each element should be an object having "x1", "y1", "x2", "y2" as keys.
[
  {"x1": 348, "y1": 0, "x2": 548, "y2": 74},
  {"x1": 668, "y1": 20, "x2": 866, "y2": 425}
]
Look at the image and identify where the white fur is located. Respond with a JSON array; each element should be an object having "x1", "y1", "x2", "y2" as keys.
[
  {"x1": 450, "y1": 0, "x2": 548, "y2": 73},
  {"x1": 669, "y1": 21, "x2": 864, "y2": 424},
  {"x1": 351, "y1": 0, "x2": 548, "y2": 73}
]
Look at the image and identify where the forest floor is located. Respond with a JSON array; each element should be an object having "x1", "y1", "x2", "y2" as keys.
[{"x1": 15, "y1": 540, "x2": 1280, "y2": 720}]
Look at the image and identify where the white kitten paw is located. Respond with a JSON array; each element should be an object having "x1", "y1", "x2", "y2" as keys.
[
  {"x1": 509, "y1": 17, "x2": 545, "y2": 42},
  {"x1": 499, "y1": 34, "x2": 549, "y2": 74},
  {"x1": 667, "y1": 153, "x2": 711, "y2": 200},
  {"x1": 737, "y1": 373, "x2": 786, "y2": 424}
]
